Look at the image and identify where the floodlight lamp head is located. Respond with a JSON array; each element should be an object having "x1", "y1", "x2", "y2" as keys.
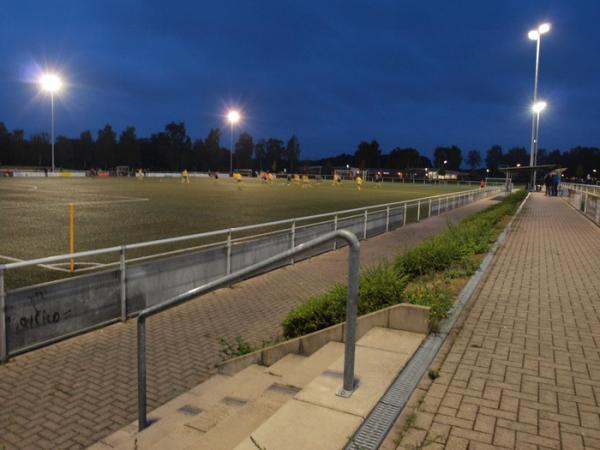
[
  {"x1": 39, "y1": 73, "x2": 62, "y2": 93},
  {"x1": 227, "y1": 110, "x2": 240, "y2": 124},
  {"x1": 538, "y1": 23, "x2": 551, "y2": 34},
  {"x1": 528, "y1": 30, "x2": 540, "y2": 40},
  {"x1": 532, "y1": 101, "x2": 547, "y2": 113}
]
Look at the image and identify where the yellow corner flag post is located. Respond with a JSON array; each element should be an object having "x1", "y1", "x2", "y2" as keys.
[{"x1": 69, "y1": 203, "x2": 75, "y2": 272}]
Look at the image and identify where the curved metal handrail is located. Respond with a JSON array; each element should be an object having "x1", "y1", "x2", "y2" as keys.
[{"x1": 137, "y1": 229, "x2": 361, "y2": 431}]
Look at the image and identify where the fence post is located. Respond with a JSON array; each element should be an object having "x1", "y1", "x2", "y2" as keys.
[
  {"x1": 120, "y1": 246, "x2": 127, "y2": 322},
  {"x1": 291, "y1": 221, "x2": 296, "y2": 264},
  {"x1": 428, "y1": 198, "x2": 432, "y2": 217},
  {"x1": 333, "y1": 215, "x2": 338, "y2": 250},
  {"x1": 596, "y1": 198, "x2": 600, "y2": 224},
  {"x1": 583, "y1": 193, "x2": 588, "y2": 214},
  {"x1": 363, "y1": 210, "x2": 368, "y2": 239},
  {"x1": 417, "y1": 200, "x2": 421, "y2": 222},
  {"x1": 226, "y1": 230, "x2": 232, "y2": 274},
  {"x1": 385, "y1": 206, "x2": 390, "y2": 232},
  {"x1": 137, "y1": 315, "x2": 147, "y2": 431},
  {"x1": 0, "y1": 268, "x2": 6, "y2": 363},
  {"x1": 403, "y1": 204, "x2": 407, "y2": 226}
]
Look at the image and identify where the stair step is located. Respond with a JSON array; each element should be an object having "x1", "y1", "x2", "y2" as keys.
[
  {"x1": 236, "y1": 327, "x2": 426, "y2": 450},
  {"x1": 149, "y1": 383, "x2": 301, "y2": 450},
  {"x1": 97, "y1": 365, "x2": 280, "y2": 449},
  {"x1": 269, "y1": 341, "x2": 345, "y2": 388}
]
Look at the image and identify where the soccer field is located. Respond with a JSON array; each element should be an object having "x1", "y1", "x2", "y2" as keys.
[{"x1": 0, "y1": 177, "x2": 473, "y2": 288}]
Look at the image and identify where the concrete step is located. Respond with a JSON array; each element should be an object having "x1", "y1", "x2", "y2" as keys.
[
  {"x1": 267, "y1": 341, "x2": 345, "y2": 388},
  {"x1": 143, "y1": 344, "x2": 344, "y2": 449},
  {"x1": 235, "y1": 327, "x2": 426, "y2": 450},
  {"x1": 149, "y1": 383, "x2": 301, "y2": 450},
  {"x1": 94, "y1": 364, "x2": 282, "y2": 449}
]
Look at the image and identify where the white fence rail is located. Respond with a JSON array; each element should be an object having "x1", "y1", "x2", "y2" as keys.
[
  {"x1": 561, "y1": 183, "x2": 600, "y2": 226},
  {"x1": 0, "y1": 186, "x2": 503, "y2": 360}
]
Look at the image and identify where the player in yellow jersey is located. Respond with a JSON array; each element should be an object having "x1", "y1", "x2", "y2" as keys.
[
  {"x1": 355, "y1": 175, "x2": 363, "y2": 191},
  {"x1": 181, "y1": 169, "x2": 190, "y2": 183}
]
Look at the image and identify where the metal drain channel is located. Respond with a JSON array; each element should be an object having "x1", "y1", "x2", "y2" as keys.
[{"x1": 345, "y1": 193, "x2": 529, "y2": 450}]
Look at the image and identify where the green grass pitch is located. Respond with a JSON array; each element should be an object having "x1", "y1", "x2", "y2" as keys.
[{"x1": 0, "y1": 176, "x2": 473, "y2": 288}]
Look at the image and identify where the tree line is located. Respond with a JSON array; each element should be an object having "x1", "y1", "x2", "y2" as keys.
[{"x1": 0, "y1": 121, "x2": 597, "y2": 177}]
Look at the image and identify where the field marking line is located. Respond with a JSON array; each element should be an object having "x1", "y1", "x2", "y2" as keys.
[
  {"x1": 55, "y1": 196, "x2": 150, "y2": 207},
  {"x1": 0, "y1": 254, "x2": 73, "y2": 273},
  {"x1": 0, "y1": 184, "x2": 38, "y2": 192}
]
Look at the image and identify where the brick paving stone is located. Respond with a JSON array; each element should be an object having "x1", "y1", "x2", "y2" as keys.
[
  {"x1": 0, "y1": 197, "x2": 499, "y2": 449},
  {"x1": 394, "y1": 194, "x2": 600, "y2": 449}
]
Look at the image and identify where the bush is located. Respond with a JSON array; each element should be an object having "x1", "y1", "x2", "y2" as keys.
[
  {"x1": 403, "y1": 283, "x2": 453, "y2": 332},
  {"x1": 282, "y1": 264, "x2": 409, "y2": 338},
  {"x1": 395, "y1": 190, "x2": 527, "y2": 279},
  {"x1": 282, "y1": 190, "x2": 527, "y2": 338}
]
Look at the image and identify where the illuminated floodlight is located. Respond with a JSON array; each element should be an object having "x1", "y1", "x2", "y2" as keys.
[
  {"x1": 528, "y1": 30, "x2": 540, "y2": 40},
  {"x1": 39, "y1": 73, "x2": 62, "y2": 93},
  {"x1": 516, "y1": 163, "x2": 521, "y2": 167},
  {"x1": 532, "y1": 101, "x2": 547, "y2": 113},
  {"x1": 227, "y1": 110, "x2": 240, "y2": 124},
  {"x1": 538, "y1": 23, "x2": 551, "y2": 34}
]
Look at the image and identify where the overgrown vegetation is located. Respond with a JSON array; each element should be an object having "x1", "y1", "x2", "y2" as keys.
[
  {"x1": 283, "y1": 264, "x2": 409, "y2": 338},
  {"x1": 282, "y1": 190, "x2": 527, "y2": 337},
  {"x1": 218, "y1": 336, "x2": 255, "y2": 360}
]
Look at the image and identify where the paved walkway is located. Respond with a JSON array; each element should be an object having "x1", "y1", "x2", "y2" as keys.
[
  {"x1": 0, "y1": 197, "x2": 499, "y2": 449},
  {"x1": 393, "y1": 194, "x2": 600, "y2": 450}
]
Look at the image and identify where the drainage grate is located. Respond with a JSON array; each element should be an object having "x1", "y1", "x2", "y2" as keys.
[{"x1": 344, "y1": 195, "x2": 527, "y2": 450}]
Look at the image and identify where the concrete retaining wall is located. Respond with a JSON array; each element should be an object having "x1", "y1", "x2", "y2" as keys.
[{"x1": 4, "y1": 189, "x2": 494, "y2": 356}]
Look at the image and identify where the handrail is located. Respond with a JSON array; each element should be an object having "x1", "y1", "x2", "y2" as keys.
[
  {"x1": 0, "y1": 186, "x2": 501, "y2": 270},
  {"x1": 562, "y1": 182, "x2": 600, "y2": 198},
  {"x1": 136, "y1": 229, "x2": 361, "y2": 431}
]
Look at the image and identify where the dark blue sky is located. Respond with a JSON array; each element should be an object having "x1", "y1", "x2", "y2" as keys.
[{"x1": 2, "y1": 1, "x2": 599, "y2": 160}]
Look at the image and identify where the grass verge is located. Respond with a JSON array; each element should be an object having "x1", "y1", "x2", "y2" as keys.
[{"x1": 282, "y1": 190, "x2": 527, "y2": 337}]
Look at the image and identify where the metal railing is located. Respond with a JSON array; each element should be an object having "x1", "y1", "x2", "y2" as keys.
[
  {"x1": 561, "y1": 182, "x2": 600, "y2": 226},
  {"x1": 0, "y1": 185, "x2": 502, "y2": 361},
  {"x1": 137, "y1": 230, "x2": 361, "y2": 431}
]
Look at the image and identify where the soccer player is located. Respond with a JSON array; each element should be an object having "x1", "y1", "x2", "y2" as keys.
[
  {"x1": 181, "y1": 169, "x2": 190, "y2": 183},
  {"x1": 355, "y1": 175, "x2": 363, "y2": 191}
]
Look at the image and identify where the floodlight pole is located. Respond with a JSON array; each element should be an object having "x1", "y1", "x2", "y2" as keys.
[
  {"x1": 51, "y1": 92, "x2": 55, "y2": 173},
  {"x1": 229, "y1": 123, "x2": 233, "y2": 175},
  {"x1": 529, "y1": 34, "x2": 541, "y2": 190}
]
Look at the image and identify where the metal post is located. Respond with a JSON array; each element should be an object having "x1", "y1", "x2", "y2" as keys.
[
  {"x1": 226, "y1": 230, "x2": 232, "y2": 274},
  {"x1": 529, "y1": 34, "x2": 541, "y2": 190},
  {"x1": 333, "y1": 215, "x2": 338, "y2": 250},
  {"x1": 137, "y1": 316, "x2": 147, "y2": 431},
  {"x1": 417, "y1": 200, "x2": 421, "y2": 222},
  {"x1": 583, "y1": 193, "x2": 588, "y2": 214},
  {"x1": 385, "y1": 206, "x2": 390, "y2": 232},
  {"x1": 437, "y1": 198, "x2": 441, "y2": 215},
  {"x1": 403, "y1": 204, "x2": 407, "y2": 226},
  {"x1": 338, "y1": 235, "x2": 360, "y2": 397},
  {"x1": 363, "y1": 210, "x2": 368, "y2": 239},
  {"x1": 0, "y1": 268, "x2": 6, "y2": 363},
  {"x1": 51, "y1": 92, "x2": 55, "y2": 172},
  {"x1": 120, "y1": 246, "x2": 127, "y2": 321},
  {"x1": 291, "y1": 221, "x2": 296, "y2": 264},
  {"x1": 428, "y1": 198, "x2": 432, "y2": 218}
]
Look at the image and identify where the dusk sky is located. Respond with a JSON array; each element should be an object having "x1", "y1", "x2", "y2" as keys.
[{"x1": 2, "y1": 1, "x2": 599, "y2": 160}]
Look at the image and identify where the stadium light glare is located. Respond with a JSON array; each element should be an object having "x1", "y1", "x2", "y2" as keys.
[
  {"x1": 528, "y1": 30, "x2": 540, "y2": 40},
  {"x1": 227, "y1": 110, "x2": 240, "y2": 124},
  {"x1": 39, "y1": 73, "x2": 62, "y2": 93},
  {"x1": 532, "y1": 101, "x2": 547, "y2": 113}
]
